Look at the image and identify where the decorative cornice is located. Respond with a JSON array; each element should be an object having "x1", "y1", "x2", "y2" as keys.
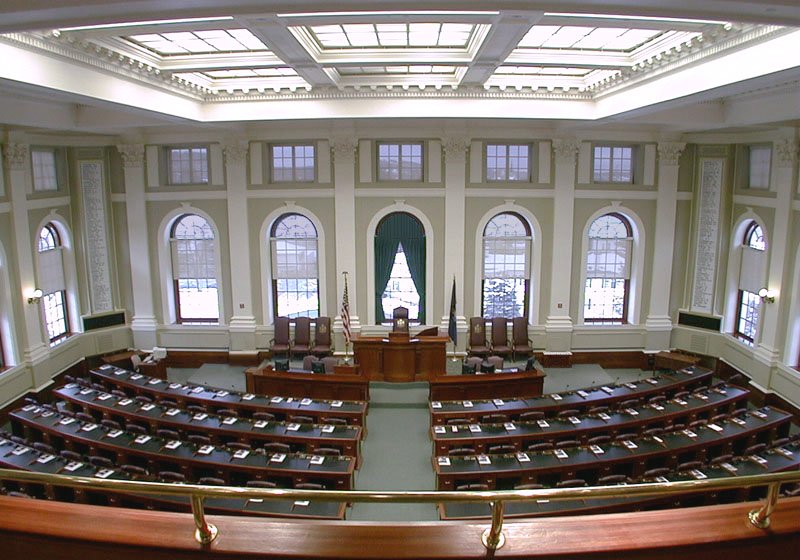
[
  {"x1": 552, "y1": 139, "x2": 580, "y2": 162},
  {"x1": 774, "y1": 139, "x2": 799, "y2": 167},
  {"x1": 2, "y1": 142, "x2": 29, "y2": 170},
  {"x1": 116, "y1": 144, "x2": 145, "y2": 167},
  {"x1": 330, "y1": 137, "x2": 358, "y2": 163},
  {"x1": 442, "y1": 137, "x2": 470, "y2": 159},
  {"x1": 657, "y1": 142, "x2": 687, "y2": 166},
  {"x1": 223, "y1": 141, "x2": 249, "y2": 164}
]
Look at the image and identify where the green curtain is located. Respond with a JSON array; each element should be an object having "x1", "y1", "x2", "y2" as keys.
[{"x1": 374, "y1": 212, "x2": 425, "y2": 324}]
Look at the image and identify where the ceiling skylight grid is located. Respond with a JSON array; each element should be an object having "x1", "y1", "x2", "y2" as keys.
[
  {"x1": 308, "y1": 23, "x2": 474, "y2": 49},
  {"x1": 127, "y1": 29, "x2": 268, "y2": 56},
  {"x1": 518, "y1": 25, "x2": 663, "y2": 52}
]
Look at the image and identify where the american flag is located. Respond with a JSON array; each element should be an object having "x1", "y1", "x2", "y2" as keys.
[{"x1": 341, "y1": 273, "x2": 351, "y2": 344}]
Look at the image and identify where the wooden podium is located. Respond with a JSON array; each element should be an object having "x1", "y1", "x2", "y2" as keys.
[{"x1": 352, "y1": 332, "x2": 447, "y2": 382}]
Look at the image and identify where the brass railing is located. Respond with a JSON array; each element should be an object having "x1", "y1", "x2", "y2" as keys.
[{"x1": 1, "y1": 467, "x2": 798, "y2": 550}]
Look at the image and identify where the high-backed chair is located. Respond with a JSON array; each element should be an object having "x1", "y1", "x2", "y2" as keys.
[
  {"x1": 468, "y1": 317, "x2": 491, "y2": 357},
  {"x1": 490, "y1": 317, "x2": 511, "y2": 358},
  {"x1": 302, "y1": 355, "x2": 320, "y2": 371},
  {"x1": 512, "y1": 317, "x2": 533, "y2": 361},
  {"x1": 292, "y1": 317, "x2": 312, "y2": 358},
  {"x1": 311, "y1": 317, "x2": 332, "y2": 356},
  {"x1": 270, "y1": 317, "x2": 290, "y2": 357},
  {"x1": 392, "y1": 306, "x2": 409, "y2": 333}
]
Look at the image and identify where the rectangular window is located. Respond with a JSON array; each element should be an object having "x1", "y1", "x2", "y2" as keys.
[
  {"x1": 748, "y1": 146, "x2": 771, "y2": 189},
  {"x1": 31, "y1": 149, "x2": 59, "y2": 191},
  {"x1": 735, "y1": 290, "x2": 760, "y2": 345},
  {"x1": 593, "y1": 145, "x2": 634, "y2": 183},
  {"x1": 168, "y1": 147, "x2": 209, "y2": 185},
  {"x1": 486, "y1": 144, "x2": 531, "y2": 182},
  {"x1": 271, "y1": 144, "x2": 316, "y2": 182},
  {"x1": 378, "y1": 142, "x2": 423, "y2": 181},
  {"x1": 43, "y1": 290, "x2": 69, "y2": 344},
  {"x1": 583, "y1": 278, "x2": 628, "y2": 323}
]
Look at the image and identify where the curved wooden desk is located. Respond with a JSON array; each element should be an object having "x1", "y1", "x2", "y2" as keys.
[{"x1": 352, "y1": 332, "x2": 448, "y2": 381}]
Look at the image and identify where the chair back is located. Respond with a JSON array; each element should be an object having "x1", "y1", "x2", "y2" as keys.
[
  {"x1": 469, "y1": 317, "x2": 486, "y2": 346},
  {"x1": 491, "y1": 317, "x2": 508, "y2": 346},
  {"x1": 274, "y1": 317, "x2": 290, "y2": 344},
  {"x1": 512, "y1": 317, "x2": 529, "y2": 345},
  {"x1": 485, "y1": 355, "x2": 504, "y2": 370},
  {"x1": 294, "y1": 317, "x2": 311, "y2": 345},
  {"x1": 314, "y1": 317, "x2": 332, "y2": 345},
  {"x1": 321, "y1": 356, "x2": 338, "y2": 373},
  {"x1": 303, "y1": 355, "x2": 320, "y2": 371},
  {"x1": 392, "y1": 306, "x2": 409, "y2": 332}
]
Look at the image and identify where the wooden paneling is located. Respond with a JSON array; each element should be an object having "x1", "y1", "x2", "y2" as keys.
[
  {"x1": 245, "y1": 366, "x2": 369, "y2": 401},
  {"x1": 164, "y1": 351, "x2": 228, "y2": 368},
  {"x1": 429, "y1": 369, "x2": 545, "y2": 401}
]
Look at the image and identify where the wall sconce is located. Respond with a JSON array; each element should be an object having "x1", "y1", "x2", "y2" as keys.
[
  {"x1": 26, "y1": 288, "x2": 43, "y2": 304},
  {"x1": 758, "y1": 287, "x2": 776, "y2": 304}
]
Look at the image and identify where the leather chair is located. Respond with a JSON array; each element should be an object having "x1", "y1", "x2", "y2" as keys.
[
  {"x1": 198, "y1": 477, "x2": 226, "y2": 486},
  {"x1": 314, "y1": 447, "x2": 341, "y2": 456},
  {"x1": 321, "y1": 356, "x2": 338, "y2": 373},
  {"x1": 302, "y1": 355, "x2": 320, "y2": 371},
  {"x1": 157, "y1": 428, "x2": 180, "y2": 440},
  {"x1": 487, "y1": 444, "x2": 516, "y2": 454},
  {"x1": 448, "y1": 447, "x2": 476, "y2": 456},
  {"x1": 556, "y1": 479, "x2": 587, "y2": 488},
  {"x1": 481, "y1": 413, "x2": 509, "y2": 424},
  {"x1": 159, "y1": 471, "x2": 187, "y2": 483},
  {"x1": 462, "y1": 356, "x2": 482, "y2": 374},
  {"x1": 490, "y1": 317, "x2": 511, "y2": 358},
  {"x1": 321, "y1": 417, "x2": 347, "y2": 426},
  {"x1": 527, "y1": 442, "x2": 554, "y2": 453},
  {"x1": 598, "y1": 474, "x2": 630, "y2": 485},
  {"x1": 519, "y1": 411, "x2": 545, "y2": 421},
  {"x1": 485, "y1": 355, "x2": 504, "y2": 371},
  {"x1": 311, "y1": 317, "x2": 332, "y2": 356},
  {"x1": 296, "y1": 482, "x2": 326, "y2": 490},
  {"x1": 467, "y1": 317, "x2": 491, "y2": 357},
  {"x1": 270, "y1": 317, "x2": 291, "y2": 357},
  {"x1": 292, "y1": 317, "x2": 312, "y2": 358},
  {"x1": 247, "y1": 480, "x2": 278, "y2": 488},
  {"x1": 121, "y1": 464, "x2": 149, "y2": 478},
  {"x1": 456, "y1": 483, "x2": 489, "y2": 491},
  {"x1": 253, "y1": 412, "x2": 276, "y2": 421},
  {"x1": 511, "y1": 317, "x2": 533, "y2": 361},
  {"x1": 263, "y1": 442, "x2": 292, "y2": 454},
  {"x1": 392, "y1": 306, "x2": 409, "y2": 333},
  {"x1": 290, "y1": 415, "x2": 314, "y2": 424}
]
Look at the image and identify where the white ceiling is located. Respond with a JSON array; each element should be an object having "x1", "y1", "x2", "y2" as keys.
[{"x1": 0, "y1": 1, "x2": 799, "y2": 135}]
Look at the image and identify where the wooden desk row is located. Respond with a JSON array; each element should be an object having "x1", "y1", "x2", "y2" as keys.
[
  {"x1": 0, "y1": 436, "x2": 345, "y2": 519},
  {"x1": 56, "y1": 385, "x2": 362, "y2": 458},
  {"x1": 429, "y1": 366, "x2": 713, "y2": 425},
  {"x1": 439, "y1": 439, "x2": 800, "y2": 520},
  {"x1": 11, "y1": 406, "x2": 355, "y2": 490},
  {"x1": 245, "y1": 364, "x2": 370, "y2": 401},
  {"x1": 433, "y1": 406, "x2": 791, "y2": 490},
  {"x1": 431, "y1": 385, "x2": 749, "y2": 456},
  {"x1": 428, "y1": 367, "x2": 546, "y2": 401},
  {"x1": 91, "y1": 365, "x2": 368, "y2": 427}
]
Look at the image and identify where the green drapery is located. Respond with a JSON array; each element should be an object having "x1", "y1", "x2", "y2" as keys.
[{"x1": 374, "y1": 212, "x2": 426, "y2": 324}]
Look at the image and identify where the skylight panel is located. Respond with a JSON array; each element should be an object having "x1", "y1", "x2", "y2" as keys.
[
  {"x1": 308, "y1": 22, "x2": 474, "y2": 49},
  {"x1": 601, "y1": 29, "x2": 663, "y2": 50},
  {"x1": 495, "y1": 66, "x2": 590, "y2": 77},
  {"x1": 542, "y1": 26, "x2": 593, "y2": 48},
  {"x1": 518, "y1": 26, "x2": 561, "y2": 47},
  {"x1": 571, "y1": 28, "x2": 628, "y2": 49},
  {"x1": 126, "y1": 29, "x2": 269, "y2": 56},
  {"x1": 343, "y1": 24, "x2": 379, "y2": 46}
]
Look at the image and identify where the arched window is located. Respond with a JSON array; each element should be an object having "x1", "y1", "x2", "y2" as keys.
[
  {"x1": 583, "y1": 213, "x2": 633, "y2": 324},
  {"x1": 735, "y1": 221, "x2": 766, "y2": 344},
  {"x1": 482, "y1": 212, "x2": 531, "y2": 318},
  {"x1": 375, "y1": 212, "x2": 425, "y2": 324},
  {"x1": 270, "y1": 213, "x2": 319, "y2": 318},
  {"x1": 37, "y1": 223, "x2": 69, "y2": 343},
  {"x1": 170, "y1": 214, "x2": 219, "y2": 324}
]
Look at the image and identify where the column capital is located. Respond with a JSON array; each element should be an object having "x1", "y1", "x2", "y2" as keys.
[
  {"x1": 552, "y1": 138, "x2": 580, "y2": 162},
  {"x1": 774, "y1": 138, "x2": 799, "y2": 168},
  {"x1": 657, "y1": 142, "x2": 686, "y2": 166},
  {"x1": 116, "y1": 144, "x2": 145, "y2": 168},
  {"x1": 331, "y1": 137, "x2": 358, "y2": 163},
  {"x1": 223, "y1": 141, "x2": 249, "y2": 164},
  {"x1": 442, "y1": 136, "x2": 470, "y2": 159},
  {"x1": 2, "y1": 142, "x2": 29, "y2": 170}
]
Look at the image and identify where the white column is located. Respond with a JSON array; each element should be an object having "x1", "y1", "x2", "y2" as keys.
[
  {"x1": 331, "y1": 138, "x2": 361, "y2": 349},
  {"x1": 224, "y1": 141, "x2": 257, "y2": 354},
  {"x1": 645, "y1": 142, "x2": 686, "y2": 351},
  {"x1": 545, "y1": 139, "x2": 580, "y2": 357},
  {"x1": 3, "y1": 142, "x2": 49, "y2": 366},
  {"x1": 116, "y1": 144, "x2": 157, "y2": 349},
  {"x1": 441, "y1": 137, "x2": 470, "y2": 353},
  {"x1": 755, "y1": 139, "x2": 798, "y2": 366}
]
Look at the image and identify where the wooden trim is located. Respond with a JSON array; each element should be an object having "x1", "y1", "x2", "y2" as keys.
[
  {"x1": 164, "y1": 351, "x2": 229, "y2": 368},
  {"x1": 716, "y1": 360, "x2": 800, "y2": 420},
  {"x1": 0, "y1": 361, "x2": 86, "y2": 424},
  {"x1": 1, "y1": 495, "x2": 799, "y2": 559}
]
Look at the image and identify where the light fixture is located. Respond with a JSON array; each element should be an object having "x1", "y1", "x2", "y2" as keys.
[
  {"x1": 26, "y1": 288, "x2": 43, "y2": 304},
  {"x1": 758, "y1": 287, "x2": 776, "y2": 303}
]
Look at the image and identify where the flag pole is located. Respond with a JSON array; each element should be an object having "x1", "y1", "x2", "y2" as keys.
[
  {"x1": 341, "y1": 271, "x2": 352, "y2": 365},
  {"x1": 448, "y1": 275, "x2": 459, "y2": 362}
]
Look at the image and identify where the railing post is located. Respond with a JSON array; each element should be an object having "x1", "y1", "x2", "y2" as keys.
[
  {"x1": 748, "y1": 482, "x2": 781, "y2": 529},
  {"x1": 481, "y1": 500, "x2": 506, "y2": 551},
  {"x1": 190, "y1": 494, "x2": 218, "y2": 545}
]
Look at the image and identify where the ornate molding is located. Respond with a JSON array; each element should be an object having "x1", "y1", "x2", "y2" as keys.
[
  {"x1": 223, "y1": 141, "x2": 249, "y2": 164},
  {"x1": 2, "y1": 142, "x2": 29, "y2": 170},
  {"x1": 552, "y1": 139, "x2": 580, "y2": 162},
  {"x1": 657, "y1": 142, "x2": 686, "y2": 165},
  {"x1": 441, "y1": 136, "x2": 470, "y2": 159},
  {"x1": 330, "y1": 137, "x2": 358, "y2": 163},
  {"x1": 116, "y1": 144, "x2": 145, "y2": 167},
  {"x1": 774, "y1": 139, "x2": 799, "y2": 167}
]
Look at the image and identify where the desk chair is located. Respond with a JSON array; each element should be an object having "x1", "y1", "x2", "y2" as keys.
[
  {"x1": 487, "y1": 444, "x2": 516, "y2": 455},
  {"x1": 75, "y1": 412, "x2": 95, "y2": 423},
  {"x1": 642, "y1": 467, "x2": 670, "y2": 479},
  {"x1": 462, "y1": 356, "x2": 481, "y2": 374},
  {"x1": 556, "y1": 479, "x2": 587, "y2": 488},
  {"x1": 121, "y1": 464, "x2": 149, "y2": 478},
  {"x1": 32, "y1": 442, "x2": 55, "y2": 455},
  {"x1": 448, "y1": 447, "x2": 476, "y2": 457},
  {"x1": 514, "y1": 483, "x2": 544, "y2": 490},
  {"x1": 247, "y1": 480, "x2": 278, "y2": 488},
  {"x1": 555, "y1": 440, "x2": 580, "y2": 449},
  {"x1": 227, "y1": 442, "x2": 251, "y2": 452},
  {"x1": 456, "y1": 483, "x2": 489, "y2": 491},
  {"x1": 270, "y1": 317, "x2": 291, "y2": 358},
  {"x1": 587, "y1": 435, "x2": 611, "y2": 445},
  {"x1": 263, "y1": 442, "x2": 292, "y2": 454},
  {"x1": 89, "y1": 456, "x2": 114, "y2": 469},
  {"x1": 314, "y1": 447, "x2": 341, "y2": 456},
  {"x1": 485, "y1": 355, "x2": 503, "y2": 371},
  {"x1": 490, "y1": 318, "x2": 511, "y2": 359},
  {"x1": 130, "y1": 354, "x2": 142, "y2": 372},
  {"x1": 481, "y1": 413, "x2": 509, "y2": 424},
  {"x1": 597, "y1": 474, "x2": 630, "y2": 485},
  {"x1": 321, "y1": 356, "x2": 338, "y2": 373},
  {"x1": 253, "y1": 412, "x2": 276, "y2": 421},
  {"x1": 188, "y1": 435, "x2": 212, "y2": 446},
  {"x1": 159, "y1": 471, "x2": 187, "y2": 483},
  {"x1": 290, "y1": 415, "x2": 314, "y2": 424},
  {"x1": 527, "y1": 442, "x2": 554, "y2": 453},
  {"x1": 445, "y1": 418, "x2": 469, "y2": 426},
  {"x1": 157, "y1": 428, "x2": 180, "y2": 440},
  {"x1": 556, "y1": 409, "x2": 580, "y2": 419},
  {"x1": 467, "y1": 317, "x2": 491, "y2": 358},
  {"x1": 59, "y1": 450, "x2": 83, "y2": 462},
  {"x1": 311, "y1": 317, "x2": 332, "y2": 356},
  {"x1": 511, "y1": 317, "x2": 533, "y2": 361},
  {"x1": 218, "y1": 408, "x2": 238, "y2": 418},
  {"x1": 321, "y1": 417, "x2": 347, "y2": 426},
  {"x1": 676, "y1": 461, "x2": 703, "y2": 473},
  {"x1": 198, "y1": 477, "x2": 226, "y2": 486},
  {"x1": 302, "y1": 355, "x2": 320, "y2": 371},
  {"x1": 519, "y1": 411, "x2": 545, "y2": 422},
  {"x1": 392, "y1": 306, "x2": 409, "y2": 333},
  {"x1": 125, "y1": 423, "x2": 148, "y2": 436},
  {"x1": 292, "y1": 317, "x2": 312, "y2": 358}
]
